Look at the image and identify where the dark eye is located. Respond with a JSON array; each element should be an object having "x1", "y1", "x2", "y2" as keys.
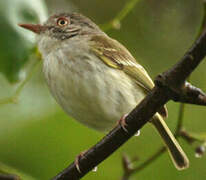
[{"x1": 57, "y1": 17, "x2": 69, "y2": 27}]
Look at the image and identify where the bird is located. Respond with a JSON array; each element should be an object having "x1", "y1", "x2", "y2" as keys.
[{"x1": 19, "y1": 12, "x2": 189, "y2": 170}]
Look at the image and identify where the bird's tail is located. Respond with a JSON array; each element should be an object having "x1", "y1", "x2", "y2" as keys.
[{"x1": 151, "y1": 113, "x2": 189, "y2": 170}]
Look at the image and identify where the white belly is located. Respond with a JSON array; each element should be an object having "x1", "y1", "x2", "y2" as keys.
[{"x1": 43, "y1": 45, "x2": 146, "y2": 132}]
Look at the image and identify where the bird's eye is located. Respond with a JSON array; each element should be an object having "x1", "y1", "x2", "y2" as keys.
[{"x1": 57, "y1": 17, "x2": 69, "y2": 27}]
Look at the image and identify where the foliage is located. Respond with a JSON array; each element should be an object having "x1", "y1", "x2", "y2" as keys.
[
  {"x1": 0, "y1": 0, "x2": 47, "y2": 82},
  {"x1": 0, "y1": 0, "x2": 205, "y2": 180}
]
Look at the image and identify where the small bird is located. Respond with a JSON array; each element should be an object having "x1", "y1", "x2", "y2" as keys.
[{"x1": 19, "y1": 12, "x2": 189, "y2": 170}]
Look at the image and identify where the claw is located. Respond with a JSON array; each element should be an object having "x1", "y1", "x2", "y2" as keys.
[
  {"x1": 75, "y1": 151, "x2": 86, "y2": 173},
  {"x1": 118, "y1": 114, "x2": 128, "y2": 132}
]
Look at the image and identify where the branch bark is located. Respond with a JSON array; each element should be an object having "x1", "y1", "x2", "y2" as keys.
[
  {"x1": 52, "y1": 29, "x2": 206, "y2": 180},
  {"x1": 121, "y1": 102, "x2": 186, "y2": 179},
  {"x1": 0, "y1": 174, "x2": 20, "y2": 180}
]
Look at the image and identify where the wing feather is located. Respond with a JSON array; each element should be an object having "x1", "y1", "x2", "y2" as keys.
[{"x1": 90, "y1": 35, "x2": 154, "y2": 92}]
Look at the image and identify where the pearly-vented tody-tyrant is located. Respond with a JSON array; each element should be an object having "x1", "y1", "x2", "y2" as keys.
[{"x1": 19, "y1": 12, "x2": 189, "y2": 170}]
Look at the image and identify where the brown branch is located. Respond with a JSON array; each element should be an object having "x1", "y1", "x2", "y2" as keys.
[
  {"x1": 0, "y1": 174, "x2": 20, "y2": 180},
  {"x1": 121, "y1": 102, "x2": 186, "y2": 179},
  {"x1": 51, "y1": 27, "x2": 206, "y2": 180}
]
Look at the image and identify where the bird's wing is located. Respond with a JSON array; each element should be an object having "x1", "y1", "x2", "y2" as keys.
[
  {"x1": 90, "y1": 35, "x2": 155, "y2": 92},
  {"x1": 90, "y1": 35, "x2": 168, "y2": 118}
]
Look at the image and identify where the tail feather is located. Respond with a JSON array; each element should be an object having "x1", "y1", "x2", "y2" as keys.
[{"x1": 151, "y1": 113, "x2": 189, "y2": 170}]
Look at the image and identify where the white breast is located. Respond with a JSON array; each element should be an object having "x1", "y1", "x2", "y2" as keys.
[{"x1": 41, "y1": 37, "x2": 146, "y2": 132}]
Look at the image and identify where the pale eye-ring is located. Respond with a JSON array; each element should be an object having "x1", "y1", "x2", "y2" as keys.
[{"x1": 57, "y1": 17, "x2": 69, "y2": 27}]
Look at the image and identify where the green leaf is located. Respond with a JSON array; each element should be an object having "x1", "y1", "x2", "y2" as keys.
[{"x1": 0, "y1": 0, "x2": 48, "y2": 82}]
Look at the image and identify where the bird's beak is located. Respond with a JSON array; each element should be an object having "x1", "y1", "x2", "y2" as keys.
[{"x1": 18, "y1": 24, "x2": 45, "y2": 34}]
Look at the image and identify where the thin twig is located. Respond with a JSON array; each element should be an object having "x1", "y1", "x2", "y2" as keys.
[
  {"x1": 101, "y1": 0, "x2": 140, "y2": 31},
  {"x1": 122, "y1": 147, "x2": 165, "y2": 180},
  {"x1": 0, "y1": 174, "x2": 20, "y2": 180},
  {"x1": 176, "y1": 103, "x2": 185, "y2": 135},
  {"x1": 198, "y1": 0, "x2": 206, "y2": 37},
  {"x1": 0, "y1": 57, "x2": 41, "y2": 106}
]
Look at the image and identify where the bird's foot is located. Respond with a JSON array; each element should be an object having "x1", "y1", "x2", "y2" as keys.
[
  {"x1": 75, "y1": 151, "x2": 87, "y2": 173},
  {"x1": 118, "y1": 114, "x2": 129, "y2": 132},
  {"x1": 75, "y1": 150, "x2": 98, "y2": 173},
  {"x1": 117, "y1": 114, "x2": 141, "y2": 136}
]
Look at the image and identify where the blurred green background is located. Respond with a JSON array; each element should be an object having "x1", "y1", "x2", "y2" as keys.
[{"x1": 0, "y1": 0, "x2": 206, "y2": 179}]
